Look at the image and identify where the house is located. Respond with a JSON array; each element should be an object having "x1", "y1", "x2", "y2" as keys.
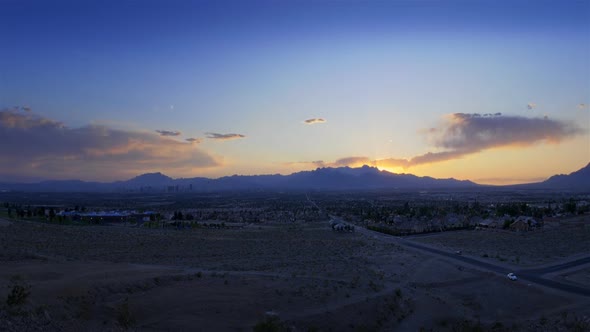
[
  {"x1": 509, "y1": 219, "x2": 530, "y2": 232},
  {"x1": 478, "y1": 218, "x2": 501, "y2": 228},
  {"x1": 131, "y1": 211, "x2": 156, "y2": 223},
  {"x1": 80, "y1": 211, "x2": 128, "y2": 223},
  {"x1": 445, "y1": 214, "x2": 463, "y2": 227},
  {"x1": 470, "y1": 216, "x2": 483, "y2": 226},
  {"x1": 516, "y1": 216, "x2": 539, "y2": 227}
]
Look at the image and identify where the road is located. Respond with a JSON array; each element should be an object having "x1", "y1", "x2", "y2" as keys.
[
  {"x1": 329, "y1": 215, "x2": 590, "y2": 298},
  {"x1": 520, "y1": 256, "x2": 590, "y2": 275}
]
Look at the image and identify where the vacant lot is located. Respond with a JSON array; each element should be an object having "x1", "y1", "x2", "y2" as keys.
[
  {"x1": 0, "y1": 219, "x2": 588, "y2": 331},
  {"x1": 412, "y1": 223, "x2": 590, "y2": 266}
]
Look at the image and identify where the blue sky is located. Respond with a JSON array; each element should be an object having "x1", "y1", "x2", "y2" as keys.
[{"x1": 1, "y1": 0, "x2": 589, "y2": 182}]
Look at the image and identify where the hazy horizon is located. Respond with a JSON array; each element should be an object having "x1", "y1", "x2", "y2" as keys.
[
  {"x1": 2, "y1": 162, "x2": 589, "y2": 188},
  {"x1": 1, "y1": 0, "x2": 589, "y2": 185}
]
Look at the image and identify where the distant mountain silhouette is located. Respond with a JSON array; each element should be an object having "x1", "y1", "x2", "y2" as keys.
[
  {"x1": 283, "y1": 166, "x2": 476, "y2": 190},
  {"x1": 537, "y1": 162, "x2": 590, "y2": 190},
  {"x1": 0, "y1": 166, "x2": 476, "y2": 192},
  {"x1": 122, "y1": 172, "x2": 174, "y2": 186},
  {"x1": 0, "y1": 163, "x2": 588, "y2": 192}
]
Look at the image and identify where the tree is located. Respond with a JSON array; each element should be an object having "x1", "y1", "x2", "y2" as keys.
[
  {"x1": 564, "y1": 199, "x2": 577, "y2": 214},
  {"x1": 49, "y1": 208, "x2": 56, "y2": 222}
]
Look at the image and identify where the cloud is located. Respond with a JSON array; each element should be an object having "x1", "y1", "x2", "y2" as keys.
[
  {"x1": 156, "y1": 129, "x2": 181, "y2": 137},
  {"x1": 292, "y1": 113, "x2": 583, "y2": 171},
  {"x1": 304, "y1": 118, "x2": 326, "y2": 125},
  {"x1": 399, "y1": 113, "x2": 580, "y2": 166},
  {"x1": 331, "y1": 157, "x2": 372, "y2": 166},
  {"x1": 185, "y1": 137, "x2": 202, "y2": 144},
  {"x1": 205, "y1": 132, "x2": 246, "y2": 140},
  {"x1": 0, "y1": 109, "x2": 220, "y2": 181},
  {"x1": 527, "y1": 102, "x2": 536, "y2": 110},
  {"x1": 429, "y1": 113, "x2": 580, "y2": 151}
]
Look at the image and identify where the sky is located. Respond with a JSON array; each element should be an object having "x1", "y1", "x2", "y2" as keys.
[{"x1": 1, "y1": 0, "x2": 589, "y2": 184}]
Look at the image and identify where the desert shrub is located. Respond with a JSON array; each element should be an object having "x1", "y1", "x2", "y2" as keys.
[
  {"x1": 350, "y1": 276, "x2": 360, "y2": 289},
  {"x1": 6, "y1": 275, "x2": 30, "y2": 307},
  {"x1": 252, "y1": 316, "x2": 289, "y2": 332},
  {"x1": 491, "y1": 321, "x2": 504, "y2": 329},
  {"x1": 116, "y1": 297, "x2": 135, "y2": 329},
  {"x1": 451, "y1": 319, "x2": 484, "y2": 332},
  {"x1": 565, "y1": 314, "x2": 590, "y2": 332},
  {"x1": 539, "y1": 315, "x2": 547, "y2": 325},
  {"x1": 368, "y1": 280, "x2": 380, "y2": 292}
]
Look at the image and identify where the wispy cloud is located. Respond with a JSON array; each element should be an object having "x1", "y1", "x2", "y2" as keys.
[
  {"x1": 0, "y1": 109, "x2": 220, "y2": 181},
  {"x1": 304, "y1": 118, "x2": 326, "y2": 125},
  {"x1": 291, "y1": 113, "x2": 583, "y2": 170},
  {"x1": 156, "y1": 129, "x2": 181, "y2": 137},
  {"x1": 185, "y1": 137, "x2": 202, "y2": 144},
  {"x1": 205, "y1": 132, "x2": 246, "y2": 140}
]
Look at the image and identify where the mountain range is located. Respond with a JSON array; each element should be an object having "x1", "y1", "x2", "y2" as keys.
[{"x1": 0, "y1": 163, "x2": 588, "y2": 192}]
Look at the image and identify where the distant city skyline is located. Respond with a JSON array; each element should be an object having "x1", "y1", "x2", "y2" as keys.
[{"x1": 1, "y1": 0, "x2": 589, "y2": 184}]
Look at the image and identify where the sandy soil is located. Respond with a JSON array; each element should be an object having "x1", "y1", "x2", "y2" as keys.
[{"x1": 0, "y1": 219, "x2": 589, "y2": 331}]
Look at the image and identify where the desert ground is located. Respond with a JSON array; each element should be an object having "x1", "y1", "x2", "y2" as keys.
[
  {"x1": 1, "y1": 217, "x2": 589, "y2": 331},
  {"x1": 412, "y1": 217, "x2": 590, "y2": 268}
]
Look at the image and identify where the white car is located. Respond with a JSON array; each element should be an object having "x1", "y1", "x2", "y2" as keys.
[{"x1": 507, "y1": 273, "x2": 518, "y2": 281}]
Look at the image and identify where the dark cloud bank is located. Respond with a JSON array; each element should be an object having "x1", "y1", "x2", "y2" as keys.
[
  {"x1": 294, "y1": 113, "x2": 583, "y2": 169},
  {"x1": 0, "y1": 109, "x2": 219, "y2": 180}
]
